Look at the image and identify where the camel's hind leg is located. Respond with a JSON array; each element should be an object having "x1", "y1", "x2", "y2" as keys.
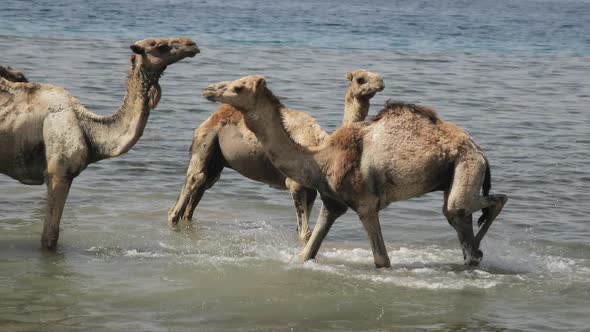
[
  {"x1": 286, "y1": 178, "x2": 317, "y2": 243},
  {"x1": 357, "y1": 208, "x2": 390, "y2": 268},
  {"x1": 168, "y1": 130, "x2": 223, "y2": 226},
  {"x1": 443, "y1": 158, "x2": 508, "y2": 265},
  {"x1": 474, "y1": 194, "x2": 508, "y2": 246}
]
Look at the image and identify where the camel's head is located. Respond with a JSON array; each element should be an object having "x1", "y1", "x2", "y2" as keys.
[
  {"x1": 203, "y1": 75, "x2": 267, "y2": 111},
  {"x1": 0, "y1": 65, "x2": 28, "y2": 82},
  {"x1": 130, "y1": 37, "x2": 200, "y2": 73},
  {"x1": 346, "y1": 69, "x2": 384, "y2": 100}
]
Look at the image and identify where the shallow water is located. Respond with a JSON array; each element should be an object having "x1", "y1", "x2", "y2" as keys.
[{"x1": 1, "y1": 1, "x2": 590, "y2": 331}]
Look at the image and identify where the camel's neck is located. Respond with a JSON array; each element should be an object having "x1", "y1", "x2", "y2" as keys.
[
  {"x1": 80, "y1": 56, "x2": 161, "y2": 162},
  {"x1": 342, "y1": 91, "x2": 370, "y2": 125},
  {"x1": 242, "y1": 91, "x2": 322, "y2": 189}
]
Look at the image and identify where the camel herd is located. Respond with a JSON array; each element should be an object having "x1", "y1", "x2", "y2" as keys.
[{"x1": 0, "y1": 37, "x2": 507, "y2": 268}]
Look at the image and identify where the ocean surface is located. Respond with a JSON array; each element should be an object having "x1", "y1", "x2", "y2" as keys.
[{"x1": 1, "y1": 0, "x2": 589, "y2": 331}]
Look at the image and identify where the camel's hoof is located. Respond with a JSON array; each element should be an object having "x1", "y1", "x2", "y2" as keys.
[
  {"x1": 298, "y1": 251, "x2": 313, "y2": 263},
  {"x1": 168, "y1": 217, "x2": 179, "y2": 226},
  {"x1": 465, "y1": 250, "x2": 483, "y2": 266},
  {"x1": 374, "y1": 255, "x2": 391, "y2": 269},
  {"x1": 41, "y1": 238, "x2": 58, "y2": 251}
]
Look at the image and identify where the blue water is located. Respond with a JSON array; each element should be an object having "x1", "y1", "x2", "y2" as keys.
[
  {"x1": 1, "y1": 1, "x2": 590, "y2": 331},
  {"x1": 2, "y1": 0, "x2": 590, "y2": 53}
]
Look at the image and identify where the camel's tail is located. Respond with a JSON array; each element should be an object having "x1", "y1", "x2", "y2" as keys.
[{"x1": 477, "y1": 160, "x2": 491, "y2": 227}]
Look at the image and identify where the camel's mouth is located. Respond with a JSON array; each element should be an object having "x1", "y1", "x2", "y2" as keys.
[
  {"x1": 178, "y1": 43, "x2": 200, "y2": 58},
  {"x1": 203, "y1": 91, "x2": 219, "y2": 102},
  {"x1": 203, "y1": 81, "x2": 230, "y2": 102},
  {"x1": 187, "y1": 46, "x2": 200, "y2": 57}
]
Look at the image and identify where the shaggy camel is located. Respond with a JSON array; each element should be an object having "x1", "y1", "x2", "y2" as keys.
[
  {"x1": 0, "y1": 66, "x2": 28, "y2": 82},
  {"x1": 203, "y1": 76, "x2": 508, "y2": 268},
  {"x1": 168, "y1": 70, "x2": 384, "y2": 242},
  {"x1": 0, "y1": 37, "x2": 199, "y2": 249}
]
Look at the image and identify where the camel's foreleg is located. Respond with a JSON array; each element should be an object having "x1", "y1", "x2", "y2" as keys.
[
  {"x1": 41, "y1": 175, "x2": 72, "y2": 250},
  {"x1": 298, "y1": 196, "x2": 347, "y2": 262},
  {"x1": 286, "y1": 178, "x2": 317, "y2": 243}
]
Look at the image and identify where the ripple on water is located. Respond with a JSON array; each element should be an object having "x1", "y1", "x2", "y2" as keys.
[{"x1": 81, "y1": 219, "x2": 589, "y2": 293}]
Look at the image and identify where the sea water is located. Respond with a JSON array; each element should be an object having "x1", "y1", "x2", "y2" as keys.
[{"x1": 1, "y1": 0, "x2": 589, "y2": 330}]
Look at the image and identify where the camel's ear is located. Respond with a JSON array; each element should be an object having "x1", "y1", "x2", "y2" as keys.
[
  {"x1": 254, "y1": 77, "x2": 266, "y2": 92},
  {"x1": 346, "y1": 71, "x2": 353, "y2": 81},
  {"x1": 130, "y1": 44, "x2": 145, "y2": 55}
]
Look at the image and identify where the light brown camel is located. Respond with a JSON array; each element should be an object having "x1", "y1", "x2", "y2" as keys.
[
  {"x1": 0, "y1": 66, "x2": 28, "y2": 82},
  {"x1": 203, "y1": 76, "x2": 508, "y2": 268},
  {"x1": 0, "y1": 37, "x2": 199, "y2": 249},
  {"x1": 168, "y1": 70, "x2": 384, "y2": 242}
]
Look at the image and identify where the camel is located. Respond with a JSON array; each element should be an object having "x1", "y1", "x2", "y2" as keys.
[
  {"x1": 0, "y1": 66, "x2": 28, "y2": 82},
  {"x1": 168, "y1": 70, "x2": 384, "y2": 242},
  {"x1": 0, "y1": 37, "x2": 200, "y2": 249},
  {"x1": 203, "y1": 76, "x2": 508, "y2": 268}
]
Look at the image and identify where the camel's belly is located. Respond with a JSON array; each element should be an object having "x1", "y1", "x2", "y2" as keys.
[
  {"x1": 0, "y1": 106, "x2": 47, "y2": 184},
  {"x1": 218, "y1": 126, "x2": 287, "y2": 189},
  {"x1": 361, "y1": 148, "x2": 451, "y2": 205}
]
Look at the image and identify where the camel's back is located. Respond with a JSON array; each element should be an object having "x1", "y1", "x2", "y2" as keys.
[
  {"x1": 365, "y1": 102, "x2": 475, "y2": 159},
  {"x1": 363, "y1": 105, "x2": 481, "y2": 201},
  {"x1": 0, "y1": 79, "x2": 79, "y2": 183},
  {"x1": 0, "y1": 79, "x2": 79, "y2": 126},
  {"x1": 0, "y1": 80, "x2": 79, "y2": 140}
]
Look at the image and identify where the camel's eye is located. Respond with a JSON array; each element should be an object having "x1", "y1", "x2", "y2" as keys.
[
  {"x1": 150, "y1": 41, "x2": 156, "y2": 47},
  {"x1": 156, "y1": 44, "x2": 170, "y2": 52},
  {"x1": 356, "y1": 77, "x2": 366, "y2": 84},
  {"x1": 233, "y1": 86, "x2": 243, "y2": 93}
]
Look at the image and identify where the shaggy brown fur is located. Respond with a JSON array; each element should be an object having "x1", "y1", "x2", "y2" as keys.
[
  {"x1": 373, "y1": 100, "x2": 440, "y2": 124},
  {"x1": 322, "y1": 125, "x2": 365, "y2": 192},
  {"x1": 205, "y1": 104, "x2": 244, "y2": 127}
]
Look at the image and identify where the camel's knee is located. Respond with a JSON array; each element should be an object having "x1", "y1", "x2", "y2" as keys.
[
  {"x1": 443, "y1": 206, "x2": 467, "y2": 220},
  {"x1": 185, "y1": 172, "x2": 206, "y2": 190},
  {"x1": 286, "y1": 178, "x2": 308, "y2": 197},
  {"x1": 492, "y1": 194, "x2": 509, "y2": 207}
]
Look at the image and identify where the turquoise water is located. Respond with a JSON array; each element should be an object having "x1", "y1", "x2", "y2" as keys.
[{"x1": 1, "y1": 1, "x2": 590, "y2": 331}]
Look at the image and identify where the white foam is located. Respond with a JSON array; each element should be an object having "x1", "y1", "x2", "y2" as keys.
[
  {"x1": 124, "y1": 249, "x2": 168, "y2": 258},
  {"x1": 288, "y1": 246, "x2": 511, "y2": 290},
  {"x1": 157, "y1": 241, "x2": 177, "y2": 250},
  {"x1": 83, "y1": 220, "x2": 589, "y2": 291}
]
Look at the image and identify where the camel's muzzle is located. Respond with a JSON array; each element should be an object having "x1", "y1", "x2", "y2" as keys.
[{"x1": 203, "y1": 81, "x2": 230, "y2": 102}]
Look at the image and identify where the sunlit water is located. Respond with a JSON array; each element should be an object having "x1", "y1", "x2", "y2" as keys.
[{"x1": 1, "y1": 0, "x2": 589, "y2": 331}]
